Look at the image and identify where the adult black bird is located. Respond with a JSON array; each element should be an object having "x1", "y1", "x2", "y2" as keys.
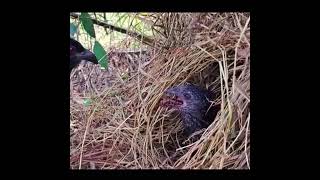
[
  {"x1": 160, "y1": 83, "x2": 219, "y2": 137},
  {"x1": 70, "y1": 38, "x2": 98, "y2": 73}
]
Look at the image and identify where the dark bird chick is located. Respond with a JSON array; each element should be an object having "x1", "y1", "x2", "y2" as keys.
[
  {"x1": 70, "y1": 38, "x2": 98, "y2": 73},
  {"x1": 160, "y1": 84, "x2": 219, "y2": 137}
]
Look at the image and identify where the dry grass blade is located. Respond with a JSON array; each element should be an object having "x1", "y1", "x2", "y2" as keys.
[{"x1": 70, "y1": 12, "x2": 250, "y2": 169}]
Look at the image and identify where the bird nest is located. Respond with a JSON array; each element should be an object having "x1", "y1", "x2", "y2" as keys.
[{"x1": 70, "y1": 12, "x2": 250, "y2": 169}]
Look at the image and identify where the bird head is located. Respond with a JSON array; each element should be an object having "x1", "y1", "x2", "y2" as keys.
[
  {"x1": 160, "y1": 84, "x2": 213, "y2": 113},
  {"x1": 70, "y1": 38, "x2": 98, "y2": 71}
]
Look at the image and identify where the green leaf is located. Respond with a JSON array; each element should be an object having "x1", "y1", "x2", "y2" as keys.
[
  {"x1": 79, "y1": 13, "x2": 95, "y2": 38},
  {"x1": 70, "y1": 23, "x2": 77, "y2": 38},
  {"x1": 93, "y1": 40, "x2": 108, "y2": 69},
  {"x1": 83, "y1": 98, "x2": 92, "y2": 107}
]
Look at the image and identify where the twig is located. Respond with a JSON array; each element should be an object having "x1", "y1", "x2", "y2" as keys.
[{"x1": 70, "y1": 13, "x2": 155, "y2": 46}]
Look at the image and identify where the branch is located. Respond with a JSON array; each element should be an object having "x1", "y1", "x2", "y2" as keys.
[{"x1": 70, "y1": 13, "x2": 154, "y2": 47}]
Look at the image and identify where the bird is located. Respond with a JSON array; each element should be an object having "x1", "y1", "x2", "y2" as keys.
[
  {"x1": 70, "y1": 38, "x2": 98, "y2": 73},
  {"x1": 160, "y1": 83, "x2": 219, "y2": 138}
]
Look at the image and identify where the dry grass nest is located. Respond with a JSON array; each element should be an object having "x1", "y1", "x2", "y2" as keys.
[{"x1": 70, "y1": 13, "x2": 250, "y2": 169}]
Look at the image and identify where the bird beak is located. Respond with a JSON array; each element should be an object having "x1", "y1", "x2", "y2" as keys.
[
  {"x1": 160, "y1": 90, "x2": 184, "y2": 108},
  {"x1": 77, "y1": 50, "x2": 98, "y2": 64}
]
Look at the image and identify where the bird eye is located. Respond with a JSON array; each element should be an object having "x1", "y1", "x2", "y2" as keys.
[{"x1": 183, "y1": 92, "x2": 191, "y2": 99}]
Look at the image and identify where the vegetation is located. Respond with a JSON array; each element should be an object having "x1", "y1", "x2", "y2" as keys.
[{"x1": 70, "y1": 12, "x2": 250, "y2": 169}]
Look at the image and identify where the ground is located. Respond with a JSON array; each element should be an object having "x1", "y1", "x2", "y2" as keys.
[{"x1": 70, "y1": 13, "x2": 250, "y2": 169}]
